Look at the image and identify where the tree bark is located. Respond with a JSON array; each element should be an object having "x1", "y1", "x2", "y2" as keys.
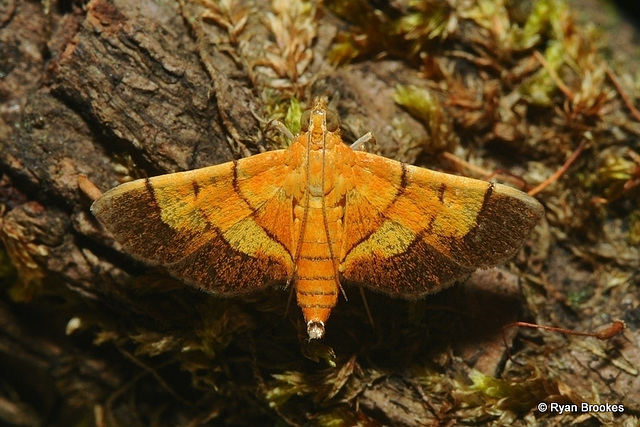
[{"x1": 1, "y1": 0, "x2": 638, "y2": 426}]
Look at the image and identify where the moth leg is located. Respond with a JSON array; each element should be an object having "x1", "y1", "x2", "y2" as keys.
[
  {"x1": 358, "y1": 286, "x2": 375, "y2": 330},
  {"x1": 270, "y1": 119, "x2": 294, "y2": 141},
  {"x1": 284, "y1": 283, "x2": 296, "y2": 317},
  {"x1": 350, "y1": 132, "x2": 376, "y2": 152}
]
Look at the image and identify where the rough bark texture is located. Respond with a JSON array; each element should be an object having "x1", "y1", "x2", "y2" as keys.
[{"x1": 1, "y1": 0, "x2": 639, "y2": 426}]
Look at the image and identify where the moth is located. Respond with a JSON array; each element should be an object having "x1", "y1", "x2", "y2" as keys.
[{"x1": 92, "y1": 97, "x2": 544, "y2": 339}]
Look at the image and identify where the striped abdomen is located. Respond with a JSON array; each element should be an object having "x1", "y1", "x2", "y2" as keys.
[{"x1": 295, "y1": 200, "x2": 342, "y2": 339}]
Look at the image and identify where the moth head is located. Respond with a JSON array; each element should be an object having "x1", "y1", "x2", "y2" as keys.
[
  {"x1": 325, "y1": 110, "x2": 339, "y2": 132},
  {"x1": 301, "y1": 109, "x2": 311, "y2": 131},
  {"x1": 307, "y1": 320, "x2": 325, "y2": 340},
  {"x1": 300, "y1": 107, "x2": 340, "y2": 132}
]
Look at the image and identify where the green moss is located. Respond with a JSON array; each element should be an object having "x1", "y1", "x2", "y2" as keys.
[
  {"x1": 326, "y1": 0, "x2": 453, "y2": 64},
  {"x1": 284, "y1": 97, "x2": 304, "y2": 136}
]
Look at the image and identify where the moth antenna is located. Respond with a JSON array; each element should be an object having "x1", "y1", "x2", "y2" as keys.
[{"x1": 319, "y1": 128, "x2": 344, "y2": 303}]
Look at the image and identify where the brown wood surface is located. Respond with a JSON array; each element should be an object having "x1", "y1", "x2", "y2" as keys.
[{"x1": 1, "y1": 0, "x2": 638, "y2": 426}]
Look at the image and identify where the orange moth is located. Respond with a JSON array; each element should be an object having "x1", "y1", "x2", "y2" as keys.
[{"x1": 92, "y1": 97, "x2": 544, "y2": 339}]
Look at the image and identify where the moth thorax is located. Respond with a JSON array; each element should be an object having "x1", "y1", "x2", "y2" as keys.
[{"x1": 307, "y1": 321, "x2": 325, "y2": 340}]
